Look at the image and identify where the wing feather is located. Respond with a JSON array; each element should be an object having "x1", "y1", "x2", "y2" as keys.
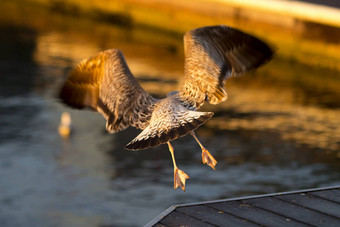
[
  {"x1": 179, "y1": 25, "x2": 274, "y2": 108},
  {"x1": 59, "y1": 49, "x2": 156, "y2": 133}
]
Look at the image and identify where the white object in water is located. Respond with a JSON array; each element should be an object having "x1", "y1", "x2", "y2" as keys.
[{"x1": 58, "y1": 111, "x2": 71, "y2": 138}]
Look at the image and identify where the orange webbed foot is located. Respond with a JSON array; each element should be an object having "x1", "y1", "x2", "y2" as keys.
[
  {"x1": 202, "y1": 148, "x2": 217, "y2": 170},
  {"x1": 174, "y1": 168, "x2": 190, "y2": 191}
]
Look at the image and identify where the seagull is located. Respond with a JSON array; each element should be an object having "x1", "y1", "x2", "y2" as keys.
[{"x1": 59, "y1": 25, "x2": 273, "y2": 191}]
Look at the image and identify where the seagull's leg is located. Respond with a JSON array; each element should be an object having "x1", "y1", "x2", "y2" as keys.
[
  {"x1": 190, "y1": 131, "x2": 217, "y2": 170},
  {"x1": 167, "y1": 142, "x2": 189, "y2": 191}
]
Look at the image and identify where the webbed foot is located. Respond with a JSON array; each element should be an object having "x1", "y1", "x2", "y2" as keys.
[
  {"x1": 174, "y1": 167, "x2": 190, "y2": 191},
  {"x1": 202, "y1": 148, "x2": 217, "y2": 170}
]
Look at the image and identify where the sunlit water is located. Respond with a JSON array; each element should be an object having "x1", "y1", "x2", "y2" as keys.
[{"x1": 0, "y1": 3, "x2": 340, "y2": 227}]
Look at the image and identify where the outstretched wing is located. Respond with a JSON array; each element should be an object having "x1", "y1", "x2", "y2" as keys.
[
  {"x1": 179, "y1": 25, "x2": 274, "y2": 108},
  {"x1": 59, "y1": 49, "x2": 156, "y2": 133}
]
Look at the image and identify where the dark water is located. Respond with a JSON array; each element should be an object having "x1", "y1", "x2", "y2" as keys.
[{"x1": 0, "y1": 2, "x2": 340, "y2": 227}]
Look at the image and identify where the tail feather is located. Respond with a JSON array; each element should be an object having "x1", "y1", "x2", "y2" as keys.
[{"x1": 125, "y1": 111, "x2": 213, "y2": 150}]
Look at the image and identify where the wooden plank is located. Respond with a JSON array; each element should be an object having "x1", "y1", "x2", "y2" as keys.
[
  {"x1": 245, "y1": 196, "x2": 340, "y2": 227},
  {"x1": 310, "y1": 189, "x2": 340, "y2": 204},
  {"x1": 145, "y1": 186, "x2": 340, "y2": 227},
  {"x1": 176, "y1": 205, "x2": 258, "y2": 227},
  {"x1": 146, "y1": 205, "x2": 177, "y2": 227},
  {"x1": 176, "y1": 186, "x2": 340, "y2": 208},
  {"x1": 159, "y1": 211, "x2": 215, "y2": 227},
  {"x1": 277, "y1": 193, "x2": 340, "y2": 218},
  {"x1": 208, "y1": 200, "x2": 308, "y2": 227},
  {"x1": 153, "y1": 224, "x2": 168, "y2": 227}
]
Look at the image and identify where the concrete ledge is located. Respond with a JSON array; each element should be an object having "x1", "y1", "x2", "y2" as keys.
[{"x1": 215, "y1": 0, "x2": 340, "y2": 28}]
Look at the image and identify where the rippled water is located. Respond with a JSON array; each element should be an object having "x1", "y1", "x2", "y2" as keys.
[{"x1": 0, "y1": 2, "x2": 339, "y2": 227}]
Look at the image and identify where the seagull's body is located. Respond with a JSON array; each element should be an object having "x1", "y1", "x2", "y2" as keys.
[
  {"x1": 125, "y1": 92, "x2": 213, "y2": 150},
  {"x1": 59, "y1": 25, "x2": 273, "y2": 191}
]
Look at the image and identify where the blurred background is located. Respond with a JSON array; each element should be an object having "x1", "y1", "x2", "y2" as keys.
[{"x1": 0, "y1": 0, "x2": 339, "y2": 226}]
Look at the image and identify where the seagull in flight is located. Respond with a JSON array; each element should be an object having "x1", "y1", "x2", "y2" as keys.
[{"x1": 59, "y1": 25, "x2": 274, "y2": 191}]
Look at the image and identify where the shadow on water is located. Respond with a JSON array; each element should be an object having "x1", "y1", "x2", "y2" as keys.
[
  {"x1": 0, "y1": 25, "x2": 37, "y2": 96},
  {"x1": 0, "y1": 1, "x2": 339, "y2": 226},
  {"x1": 0, "y1": 25, "x2": 41, "y2": 145}
]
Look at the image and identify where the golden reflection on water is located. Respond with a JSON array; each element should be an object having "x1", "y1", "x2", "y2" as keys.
[
  {"x1": 207, "y1": 85, "x2": 340, "y2": 153},
  {"x1": 34, "y1": 32, "x2": 101, "y2": 66}
]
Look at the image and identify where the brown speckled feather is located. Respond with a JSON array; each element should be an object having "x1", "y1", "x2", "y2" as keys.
[
  {"x1": 179, "y1": 25, "x2": 274, "y2": 108},
  {"x1": 59, "y1": 49, "x2": 156, "y2": 133}
]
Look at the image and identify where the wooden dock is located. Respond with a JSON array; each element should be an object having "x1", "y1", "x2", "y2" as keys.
[{"x1": 146, "y1": 185, "x2": 340, "y2": 226}]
